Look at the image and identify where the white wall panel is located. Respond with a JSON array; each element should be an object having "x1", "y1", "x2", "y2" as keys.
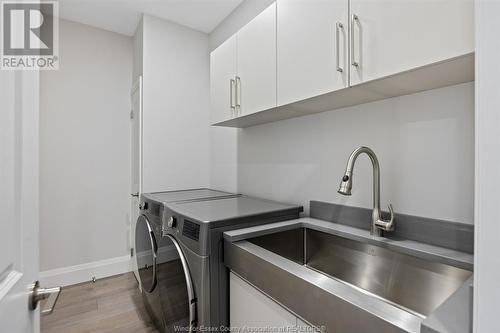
[
  {"x1": 474, "y1": 0, "x2": 500, "y2": 330},
  {"x1": 237, "y1": 82, "x2": 474, "y2": 223},
  {"x1": 40, "y1": 19, "x2": 133, "y2": 270},
  {"x1": 141, "y1": 15, "x2": 210, "y2": 193}
]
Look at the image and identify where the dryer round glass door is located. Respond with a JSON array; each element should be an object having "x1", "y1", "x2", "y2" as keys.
[
  {"x1": 157, "y1": 234, "x2": 197, "y2": 332},
  {"x1": 135, "y1": 215, "x2": 157, "y2": 293}
]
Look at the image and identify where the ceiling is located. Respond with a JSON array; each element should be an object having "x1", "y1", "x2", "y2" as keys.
[{"x1": 58, "y1": 0, "x2": 244, "y2": 36}]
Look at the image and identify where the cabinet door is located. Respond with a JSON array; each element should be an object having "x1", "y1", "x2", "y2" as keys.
[
  {"x1": 237, "y1": 2, "x2": 277, "y2": 116},
  {"x1": 230, "y1": 273, "x2": 297, "y2": 331},
  {"x1": 277, "y1": 0, "x2": 348, "y2": 106},
  {"x1": 210, "y1": 35, "x2": 237, "y2": 124},
  {"x1": 349, "y1": 0, "x2": 474, "y2": 85}
]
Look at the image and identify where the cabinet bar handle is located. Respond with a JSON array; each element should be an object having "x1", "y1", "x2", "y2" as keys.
[
  {"x1": 230, "y1": 78, "x2": 236, "y2": 109},
  {"x1": 336, "y1": 22, "x2": 344, "y2": 73},
  {"x1": 350, "y1": 14, "x2": 359, "y2": 67},
  {"x1": 235, "y1": 76, "x2": 241, "y2": 109}
]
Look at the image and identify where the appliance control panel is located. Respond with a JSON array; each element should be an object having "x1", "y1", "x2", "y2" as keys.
[
  {"x1": 162, "y1": 216, "x2": 176, "y2": 236},
  {"x1": 167, "y1": 216, "x2": 177, "y2": 228},
  {"x1": 139, "y1": 200, "x2": 160, "y2": 217}
]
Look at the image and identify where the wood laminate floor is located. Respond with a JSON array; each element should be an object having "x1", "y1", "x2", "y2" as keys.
[{"x1": 41, "y1": 273, "x2": 159, "y2": 333}]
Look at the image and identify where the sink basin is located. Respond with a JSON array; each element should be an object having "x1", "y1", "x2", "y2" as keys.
[{"x1": 248, "y1": 228, "x2": 472, "y2": 317}]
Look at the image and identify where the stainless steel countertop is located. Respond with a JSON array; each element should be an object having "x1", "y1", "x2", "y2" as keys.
[
  {"x1": 223, "y1": 217, "x2": 474, "y2": 333},
  {"x1": 421, "y1": 277, "x2": 473, "y2": 333},
  {"x1": 224, "y1": 217, "x2": 473, "y2": 270}
]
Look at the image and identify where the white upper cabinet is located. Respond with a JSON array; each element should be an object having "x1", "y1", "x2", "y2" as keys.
[
  {"x1": 277, "y1": 0, "x2": 349, "y2": 106},
  {"x1": 210, "y1": 3, "x2": 277, "y2": 124},
  {"x1": 349, "y1": 0, "x2": 474, "y2": 85},
  {"x1": 237, "y1": 2, "x2": 277, "y2": 117},
  {"x1": 210, "y1": 35, "x2": 237, "y2": 124},
  {"x1": 211, "y1": 0, "x2": 474, "y2": 128}
]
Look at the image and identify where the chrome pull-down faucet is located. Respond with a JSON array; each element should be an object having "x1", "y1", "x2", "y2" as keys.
[{"x1": 338, "y1": 146, "x2": 395, "y2": 236}]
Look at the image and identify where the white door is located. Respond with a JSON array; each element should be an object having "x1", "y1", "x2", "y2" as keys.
[
  {"x1": 0, "y1": 70, "x2": 42, "y2": 331},
  {"x1": 237, "y1": 2, "x2": 277, "y2": 116},
  {"x1": 349, "y1": 0, "x2": 474, "y2": 85},
  {"x1": 277, "y1": 0, "x2": 349, "y2": 106},
  {"x1": 130, "y1": 76, "x2": 143, "y2": 284},
  {"x1": 210, "y1": 35, "x2": 237, "y2": 124}
]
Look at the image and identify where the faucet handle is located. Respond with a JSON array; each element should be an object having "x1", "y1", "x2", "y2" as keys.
[
  {"x1": 375, "y1": 204, "x2": 395, "y2": 232},
  {"x1": 387, "y1": 204, "x2": 394, "y2": 222}
]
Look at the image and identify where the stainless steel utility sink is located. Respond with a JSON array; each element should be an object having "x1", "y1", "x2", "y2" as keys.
[{"x1": 248, "y1": 228, "x2": 472, "y2": 317}]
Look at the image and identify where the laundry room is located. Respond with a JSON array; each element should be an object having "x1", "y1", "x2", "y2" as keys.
[{"x1": 1, "y1": 0, "x2": 499, "y2": 333}]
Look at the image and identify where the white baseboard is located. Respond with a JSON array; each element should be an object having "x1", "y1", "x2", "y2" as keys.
[{"x1": 39, "y1": 255, "x2": 133, "y2": 287}]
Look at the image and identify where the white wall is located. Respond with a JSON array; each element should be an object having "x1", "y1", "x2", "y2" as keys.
[
  {"x1": 40, "y1": 19, "x2": 133, "y2": 272},
  {"x1": 40, "y1": 15, "x2": 211, "y2": 285},
  {"x1": 132, "y1": 18, "x2": 143, "y2": 81},
  {"x1": 208, "y1": 2, "x2": 475, "y2": 224},
  {"x1": 237, "y1": 83, "x2": 474, "y2": 223},
  {"x1": 209, "y1": 127, "x2": 239, "y2": 193},
  {"x1": 141, "y1": 15, "x2": 210, "y2": 192},
  {"x1": 474, "y1": 0, "x2": 500, "y2": 331}
]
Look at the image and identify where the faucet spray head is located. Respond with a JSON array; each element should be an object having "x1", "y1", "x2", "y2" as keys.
[{"x1": 338, "y1": 173, "x2": 352, "y2": 196}]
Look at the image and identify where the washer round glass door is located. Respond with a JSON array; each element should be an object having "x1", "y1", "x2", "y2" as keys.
[
  {"x1": 157, "y1": 234, "x2": 196, "y2": 332},
  {"x1": 135, "y1": 215, "x2": 157, "y2": 293}
]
